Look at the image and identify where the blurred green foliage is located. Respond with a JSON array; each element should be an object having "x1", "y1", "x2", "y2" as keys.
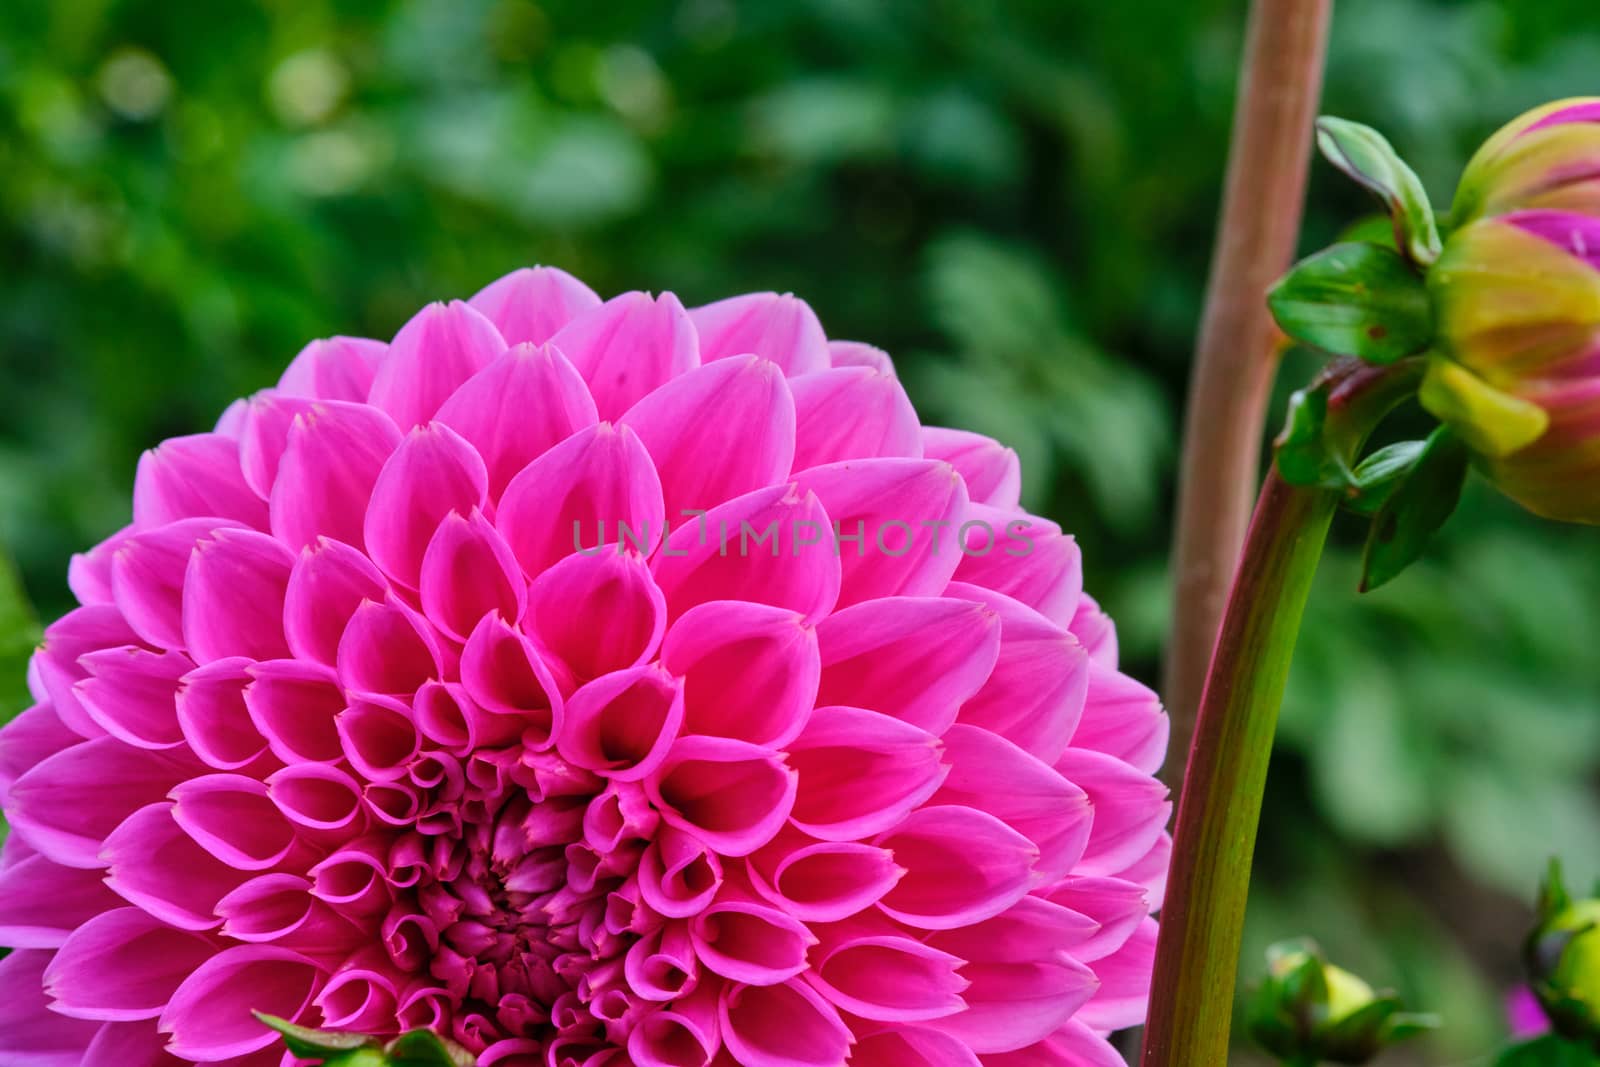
[{"x1": 2, "y1": 0, "x2": 1598, "y2": 1061}]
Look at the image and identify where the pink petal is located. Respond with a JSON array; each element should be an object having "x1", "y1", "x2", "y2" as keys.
[
  {"x1": 270, "y1": 400, "x2": 403, "y2": 552},
  {"x1": 1070, "y1": 665, "x2": 1168, "y2": 777},
  {"x1": 238, "y1": 394, "x2": 317, "y2": 499},
  {"x1": 787, "y1": 707, "x2": 946, "y2": 841},
  {"x1": 690, "y1": 897, "x2": 816, "y2": 986},
  {"x1": 952, "y1": 512, "x2": 1082, "y2": 628},
  {"x1": 922, "y1": 428, "x2": 1021, "y2": 510},
  {"x1": 628, "y1": 1002, "x2": 718, "y2": 1066},
  {"x1": 177, "y1": 658, "x2": 272, "y2": 771},
  {"x1": 81, "y1": 1021, "x2": 186, "y2": 1067},
  {"x1": 816, "y1": 596, "x2": 1000, "y2": 735},
  {"x1": 849, "y1": 1027, "x2": 980, "y2": 1067},
  {"x1": 621, "y1": 355, "x2": 797, "y2": 517},
  {"x1": 316, "y1": 947, "x2": 403, "y2": 1031},
  {"x1": 810, "y1": 925, "x2": 967, "y2": 1022},
  {"x1": 1069, "y1": 595, "x2": 1118, "y2": 670},
  {"x1": 1074, "y1": 918, "x2": 1157, "y2": 1032},
  {"x1": 159, "y1": 946, "x2": 324, "y2": 1061},
  {"x1": 950, "y1": 583, "x2": 1090, "y2": 764},
  {"x1": 558, "y1": 666, "x2": 684, "y2": 781},
  {"x1": 1037, "y1": 876, "x2": 1150, "y2": 964},
  {"x1": 794, "y1": 458, "x2": 968, "y2": 608},
  {"x1": 651, "y1": 484, "x2": 840, "y2": 626},
  {"x1": 112, "y1": 517, "x2": 244, "y2": 651},
  {"x1": 660, "y1": 600, "x2": 819, "y2": 748},
  {"x1": 689, "y1": 293, "x2": 829, "y2": 376},
  {"x1": 497, "y1": 422, "x2": 665, "y2": 577},
  {"x1": 638, "y1": 826, "x2": 723, "y2": 918},
  {"x1": 44, "y1": 908, "x2": 216, "y2": 1021},
  {"x1": 245, "y1": 658, "x2": 347, "y2": 763},
  {"x1": 718, "y1": 978, "x2": 853, "y2": 1067},
  {"x1": 0, "y1": 852, "x2": 122, "y2": 948},
  {"x1": 550, "y1": 291, "x2": 700, "y2": 419},
  {"x1": 934, "y1": 725, "x2": 1091, "y2": 882},
  {"x1": 67, "y1": 525, "x2": 132, "y2": 606},
  {"x1": 747, "y1": 836, "x2": 903, "y2": 923},
  {"x1": 0, "y1": 705, "x2": 81, "y2": 804},
  {"x1": 469, "y1": 266, "x2": 603, "y2": 347},
  {"x1": 364, "y1": 423, "x2": 489, "y2": 589},
  {"x1": 337, "y1": 699, "x2": 421, "y2": 782},
  {"x1": 436, "y1": 341, "x2": 599, "y2": 500},
  {"x1": 7, "y1": 738, "x2": 190, "y2": 868},
  {"x1": 216, "y1": 874, "x2": 362, "y2": 954},
  {"x1": 979, "y1": 1025, "x2": 1129, "y2": 1067},
  {"x1": 647, "y1": 737, "x2": 797, "y2": 857},
  {"x1": 460, "y1": 613, "x2": 566, "y2": 749},
  {"x1": 171, "y1": 773, "x2": 297, "y2": 870},
  {"x1": 828, "y1": 340, "x2": 895, "y2": 375},
  {"x1": 336, "y1": 599, "x2": 445, "y2": 699},
  {"x1": 278, "y1": 336, "x2": 386, "y2": 402},
  {"x1": 789, "y1": 366, "x2": 922, "y2": 471},
  {"x1": 283, "y1": 537, "x2": 390, "y2": 667},
  {"x1": 133, "y1": 433, "x2": 268, "y2": 530},
  {"x1": 419, "y1": 508, "x2": 526, "y2": 642},
  {"x1": 102, "y1": 801, "x2": 248, "y2": 930},
  {"x1": 182, "y1": 528, "x2": 295, "y2": 662},
  {"x1": 74, "y1": 646, "x2": 191, "y2": 749},
  {"x1": 526, "y1": 550, "x2": 667, "y2": 681},
  {"x1": 368, "y1": 300, "x2": 505, "y2": 429},
  {"x1": 1118, "y1": 833, "x2": 1171, "y2": 911},
  {"x1": 0, "y1": 950, "x2": 100, "y2": 1065},
  {"x1": 308, "y1": 838, "x2": 392, "y2": 917},
  {"x1": 267, "y1": 763, "x2": 368, "y2": 834},
  {"x1": 1052, "y1": 749, "x2": 1171, "y2": 878},
  {"x1": 623, "y1": 920, "x2": 699, "y2": 1002},
  {"x1": 876, "y1": 805, "x2": 1038, "y2": 930}
]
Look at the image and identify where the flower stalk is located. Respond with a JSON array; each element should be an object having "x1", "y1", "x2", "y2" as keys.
[{"x1": 1144, "y1": 359, "x2": 1422, "y2": 1065}]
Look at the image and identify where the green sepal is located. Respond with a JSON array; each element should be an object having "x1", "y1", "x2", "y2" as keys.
[
  {"x1": 386, "y1": 1029, "x2": 477, "y2": 1067},
  {"x1": 1275, "y1": 386, "x2": 1349, "y2": 490},
  {"x1": 256, "y1": 1014, "x2": 476, "y2": 1066},
  {"x1": 1493, "y1": 1035, "x2": 1600, "y2": 1067},
  {"x1": 1268, "y1": 243, "x2": 1433, "y2": 365},
  {"x1": 1316, "y1": 117, "x2": 1443, "y2": 266},
  {"x1": 254, "y1": 1014, "x2": 378, "y2": 1058},
  {"x1": 1344, "y1": 439, "x2": 1427, "y2": 516},
  {"x1": 1360, "y1": 426, "x2": 1468, "y2": 592}
]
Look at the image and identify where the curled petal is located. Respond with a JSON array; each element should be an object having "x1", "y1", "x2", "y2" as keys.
[
  {"x1": 690, "y1": 898, "x2": 815, "y2": 986},
  {"x1": 268, "y1": 763, "x2": 368, "y2": 835},
  {"x1": 158, "y1": 946, "x2": 324, "y2": 1061},
  {"x1": 497, "y1": 422, "x2": 665, "y2": 577},
  {"x1": 550, "y1": 291, "x2": 699, "y2": 419},
  {"x1": 1069, "y1": 594, "x2": 1118, "y2": 670},
  {"x1": 368, "y1": 300, "x2": 505, "y2": 429},
  {"x1": 7, "y1": 738, "x2": 190, "y2": 868},
  {"x1": 621, "y1": 355, "x2": 797, "y2": 517},
  {"x1": 875, "y1": 805, "x2": 1038, "y2": 930},
  {"x1": 283, "y1": 536, "x2": 390, "y2": 667},
  {"x1": 216, "y1": 873, "x2": 361, "y2": 952},
  {"x1": 308, "y1": 838, "x2": 392, "y2": 917},
  {"x1": 364, "y1": 423, "x2": 489, "y2": 589},
  {"x1": 747, "y1": 836, "x2": 903, "y2": 923},
  {"x1": 921, "y1": 428, "x2": 1021, "y2": 510},
  {"x1": 460, "y1": 613, "x2": 565, "y2": 749},
  {"x1": 337, "y1": 599, "x2": 445, "y2": 699},
  {"x1": 651, "y1": 484, "x2": 840, "y2": 626},
  {"x1": 648, "y1": 737, "x2": 796, "y2": 857},
  {"x1": 75, "y1": 647, "x2": 190, "y2": 749},
  {"x1": 113, "y1": 518, "x2": 243, "y2": 651},
  {"x1": 270, "y1": 400, "x2": 403, "y2": 552},
  {"x1": 787, "y1": 707, "x2": 946, "y2": 841},
  {"x1": 950, "y1": 583, "x2": 1089, "y2": 764},
  {"x1": 238, "y1": 394, "x2": 317, "y2": 499},
  {"x1": 419, "y1": 509, "x2": 526, "y2": 643},
  {"x1": 44, "y1": 908, "x2": 214, "y2": 1021},
  {"x1": 628, "y1": 1003, "x2": 719, "y2": 1066},
  {"x1": 639, "y1": 826, "x2": 723, "y2": 918},
  {"x1": 317, "y1": 948, "x2": 403, "y2": 1031},
  {"x1": 527, "y1": 550, "x2": 667, "y2": 681},
  {"x1": 789, "y1": 366, "x2": 921, "y2": 471},
  {"x1": 661, "y1": 600, "x2": 819, "y2": 747},
  {"x1": 337, "y1": 699, "x2": 422, "y2": 782},
  {"x1": 718, "y1": 978, "x2": 853, "y2": 1067},
  {"x1": 103, "y1": 801, "x2": 247, "y2": 930},
  {"x1": 245, "y1": 659, "x2": 346, "y2": 764},
  {"x1": 278, "y1": 336, "x2": 386, "y2": 402},
  {"x1": 689, "y1": 292, "x2": 829, "y2": 376},
  {"x1": 794, "y1": 458, "x2": 969, "y2": 608},
  {"x1": 133, "y1": 433, "x2": 267, "y2": 530},
  {"x1": 468, "y1": 265, "x2": 602, "y2": 346},
  {"x1": 0, "y1": 949, "x2": 101, "y2": 1065},
  {"x1": 624, "y1": 922, "x2": 699, "y2": 1002},
  {"x1": 171, "y1": 774, "x2": 297, "y2": 870},
  {"x1": 182, "y1": 528, "x2": 295, "y2": 663},
  {"x1": 0, "y1": 853, "x2": 122, "y2": 948},
  {"x1": 559, "y1": 667, "x2": 684, "y2": 781},
  {"x1": 810, "y1": 926, "x2": 967, "y2": 1022},
  {"x1": 816, "y1": 596, "x2": 1000, "y2": 735},
  {"x1": 412, "y1": 681, "x2": 486, "y2": 755}
]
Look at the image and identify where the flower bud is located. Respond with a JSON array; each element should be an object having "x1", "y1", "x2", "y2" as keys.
[
  {"x1": 1424, "y1": 210, "x2": 1600, "y2": 522},
  {"x1": 1527, "y1": 862, "x2": 1600, "y2": 1047},
  {"x1": 1247, "y1": 939, "x2": 1437, "y2": 1064},
  {"x1": 1454, "y1": 98, "x2": 1600, "y2": 223}
]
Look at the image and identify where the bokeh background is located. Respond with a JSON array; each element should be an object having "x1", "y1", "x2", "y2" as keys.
[{"x1": 2, "y1": 0, "x2": 1598, "y2": 1061}]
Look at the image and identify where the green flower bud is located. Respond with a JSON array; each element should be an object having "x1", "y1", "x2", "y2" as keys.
[{"x1": 1527, "y1": 861, "x2": 1600, "y2": 1048}]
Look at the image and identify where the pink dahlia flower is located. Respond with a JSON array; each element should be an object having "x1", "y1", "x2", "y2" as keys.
[{"x1": 0, "y1": 267, "x2": 1171, "y2": 1067}]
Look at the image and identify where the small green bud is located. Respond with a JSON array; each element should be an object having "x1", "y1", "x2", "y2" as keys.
[
  {"x1": 1247, "y1": 939, "x2": 1439, "y2": 1065},
  {"x1": 1527, "y1": 861, "x2": 1600, "y2": 1048}
]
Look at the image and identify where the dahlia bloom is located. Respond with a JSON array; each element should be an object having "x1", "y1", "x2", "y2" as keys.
[
  {"x1": 0, "y1": 267, "x2": 1171, "y2": 1067},
  {"x1": 1423, "y1": 99, "x2": 1600, "y2": 522}
]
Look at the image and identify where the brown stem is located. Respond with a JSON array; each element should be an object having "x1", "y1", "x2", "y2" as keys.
[{"x1": 1164, "y1": 0, "x2": 1334, "y2": 784}]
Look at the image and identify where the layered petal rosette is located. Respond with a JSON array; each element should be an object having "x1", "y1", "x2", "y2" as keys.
[{"x1": 0, "y1": 267, "x2": 1171, "y2": 1066}]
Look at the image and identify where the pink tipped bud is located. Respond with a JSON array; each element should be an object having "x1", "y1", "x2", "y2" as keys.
[{"x1": 1454, "y1": 97, "x2": 1600, "y2": 223}]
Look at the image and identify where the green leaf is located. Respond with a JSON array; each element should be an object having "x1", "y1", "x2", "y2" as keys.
[
  {"x1": 1360, "y1": 427, "x2": 1468, "y2": 591},
  {"x1": 1315, "y1": 117, "x2": 1443, "y2": 266},
  {"x1": 254, "y1": 1013, "x2": 377, "y2": 1057},
  {"x1": 386, "y1": 1029, "x2": 477, "y2": 1067},
  {"x1": 1275, "y1": 385, "x2": 1348, "y2": 489},
  {"x1": 1493, "y1": 1035, "x2": 1600, "y2": 1067},
  {"x1": 1345, "y1": 440, "x2": 1427, "y2": 516},
  {"x1": 1267, "y1": 243, "x2": 1432, "y2": 364}
]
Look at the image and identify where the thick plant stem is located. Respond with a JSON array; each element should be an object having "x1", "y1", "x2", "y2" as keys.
[
  {"x1": 1165, "y1": 0, "x2": 1333, "y2": 783},
  {"x1": 1144, "y1": 470, "x2": 1337, "y2": 1066}
]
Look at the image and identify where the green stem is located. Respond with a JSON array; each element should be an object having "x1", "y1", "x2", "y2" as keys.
[{"x1": 1142, "y1": 358, "x2": 1421, "y2": 1066}]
